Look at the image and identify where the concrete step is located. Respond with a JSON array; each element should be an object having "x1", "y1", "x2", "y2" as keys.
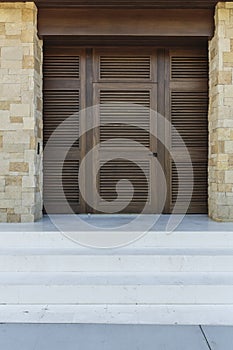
[
  {"x1": 0, "y1": 272, "x2": 233, "y2": 304},
  {"x1": 1, "y1": 252, "x2": 233, "y2": 272},
  {"x1": 0, "y1": 231, "x2": 233, "y2": 249},
  {"x1": 2, "y1": 304, "x2": 233, "y2": 325},
  {"x1": 0, "y1": 231, "x2": 233, "y2": 324}
]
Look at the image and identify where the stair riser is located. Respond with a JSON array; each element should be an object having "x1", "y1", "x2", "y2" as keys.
[
  {"x1": 1, "y1": 285, "x2": 233, "y2": 304},
  {"x1": 1, "y1": 305, "x2": 233, "y2": 325},
  {"x1": 0, "y1": 232, "x2": 233, "y2": 249},
  {"x1": 0, "y1": 255, "x2": 233, "y2": 272}
]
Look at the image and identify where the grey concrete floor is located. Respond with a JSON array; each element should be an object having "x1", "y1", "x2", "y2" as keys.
[
  {"x1": 0, "y1": 325, "x2": 232, "y2": 350},
  {"x1": 0, "y1": 214, "x2": 232, "y2": 232}
]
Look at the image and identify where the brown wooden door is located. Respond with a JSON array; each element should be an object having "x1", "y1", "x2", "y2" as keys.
[
  {"x1": 43, "y1": 44, "x2": 208, "y2": 214},
  {"x1": 43, "y1": 47, "x2": 86, "y2": 213},
  {"x1": 164, "y1": 49, "x2": 209, "y2": 213},
  {"x1": 91, "y1": 49, "x2": 159, "y2": 213}
]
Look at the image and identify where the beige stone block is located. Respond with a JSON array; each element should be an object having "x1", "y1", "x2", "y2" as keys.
[
  {"x1": 217, "y1": 153, "x2": 229, "y2": 162},
  {"x1": 0, "y1": 160, "x2": 9, "y2": 175},
  {"x1": 223, "y1": 119, "x2": 233, "y2": 128},
  {"x1": 24, "y1": 149, "x2": 36, "y2": 162},
  {"x1": 5, "y1": 175, "x2": 22, "y2": 186},
  {"x1": 216, "y1": 192, "x2": 228, "y2": 205},
  {"x1": 0, "y1": 84, "x2": 21, "y2": 100},
  {"x1": 0, "y1": 213, "x2": 7, "y2": 222},
  {"x1": 23, "y1": 117, "x2": 35, "y2": 129},
  {"x1": 14, "y1": 206, "x2": 29, "y2": 214},
  {"x1": 225, "y1": 141, "x2": 233, "y2": 153},
  {"x1": 10, "y1": 103, "x2": 30, "y2": 117},
  {"x1": 0, "y1": 9, "x2": 22, "y2": 23},
  {"x1": 7, "y1": 213, "x2": 21, "y2": 223},
  {"x1": 5, "y1": 23, "x2": 21, "y2": 35},
  {"x1": 217, "y1": 205, "x2": 230, "y2": 219},
  {"x1": 223, "y1": 52, "x2": 233, "y2": 63},
  {"x1": 5, "y1": 186, "x2": 22, "y2": 199},
  {"x1": 226, "y1": 26, "x2": 233, "y2": 38},
  {"x1": 0, "y1": 102, "x2": 10, "y2": 110},
  {"x1": 21, "y1": 214, "x2": 34, "y2": 222},
  {"x1": 218, "y1": 8, "x2": 230, "y2": 21},
  {"x1": 22, "y1": 192, "x2": 35, "y2": 206},
  {"x1": 3, "y1": 130, "x2": 30, "y2": 144},
  {"x1": 229, "y1": 155, "x2": 233, "y2": 166},
  {"x1": 224, "y1": 85, "x2": 233, "y2": 97},
  {"x1": 21, "y1": 29, "x2": 34, "y2": 43},
  {"x1": 0, "y1": 23, "x2": 5, "y2": 35},
  {"x1": 22, "y1": 175, "x2": 35, "y2": 188},
  {"x1": 226, "y1": 2, "x2": 233, "y2": 8},
  {"x1": 22, "y1": 8, "x2": 35, "y2": 22},
  {"x1": 2, "y1": 74, "x2": 21, "y2": 84},
  {"x1": 9, "y1": 153, "x2": 25, "y2": 161},
  {"x1": 1, "y1": 46, "x2": 23, "y2": 60},
  {"x1": 1, "y1": 60, "x2": 22, "y2": 69},
  {"x1": 21, "y1": 93, "x2": 34, "y2": 106},
  {"x1": 22, "y1": 55, "x2": 34, "y2": 69},
  {"x1": 9, "y1": 162, "x2": 29, "y2": 173},
  {"x1": 225, "y1": 170, "x2": 233, "y2": 183},
  {"x1": 218, "y1": 183, "x2": 232, "y2": 192},
  {"x1": 217, "y1": 128, "x2": 231, "y2": 140},
  {"x1": 218, "y1": 71, "x2": 232, "y2": 84},
  {"x1": 217, "y1": 161, "x2": 229, "y2": 170},
  {"x1": 3, "y1": 144, "x2": 26, "y2": 153},
  {"x1": 10, "y1": 116, "x2": 23, "y2": 124}
]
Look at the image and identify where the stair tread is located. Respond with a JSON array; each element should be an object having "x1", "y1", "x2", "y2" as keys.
[{"x1": 1, "y1": 272, "x2": 233, "y2": 285}]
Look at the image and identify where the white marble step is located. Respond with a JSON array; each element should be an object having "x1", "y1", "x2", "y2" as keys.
[
  {"x1": 0, "y1": 231, "x2": 233, "y2": 249},
  {"x1": 0, "y1": 271, "x2": 233, "y2": 304},
  {"x1": 1, "y1": 304, "x2": 233, "y2": 325},
  {"x1": 1, "y1": 252, "x2": 233, "y2": 272}
]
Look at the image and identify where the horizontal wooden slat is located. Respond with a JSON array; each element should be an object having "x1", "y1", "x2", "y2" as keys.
[
  {"x1": 171, "y1": 56, "x2": 208, "y2": 79},
  {"x1": 43, "y1": 90, "x2": 79, "y2": 147},
  {"x1": 171, "y1": 91, "x2": 208, "y2": 148},
  {"x1": 44, "y1": 160, "x2": 79, "y2": 203},
  {"x1": 99, "y1": 56, "x2": 151, "y2": 80},
  {"x1": 171, "y1": 161, "x2": 208, "y2": 206},
  {"x1": 43, "y1": 55, "x2": 80, "y2": 79},
  {"x1": 99, "y1": 159, "x2": 150, "y2": 202},
  {"x1": 99, "y1": 90, "x2": 150, "y2": 148}
]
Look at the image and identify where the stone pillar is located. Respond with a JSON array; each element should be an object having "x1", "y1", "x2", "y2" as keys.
[
  {"x1": 0, "y1": 2, "x2": 42, "y2": 222},
  {"x1": 209, "y1": 2, "x2": 233, "y2": 221}
]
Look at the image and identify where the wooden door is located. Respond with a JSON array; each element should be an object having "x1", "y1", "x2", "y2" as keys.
[
  {"x1": 164, "y1": 49, "x2": 209, "y2": 213},
  {"x1": 91, "y1": 49, "x2": 159, "y2": 213},
  {"x1": 43, "y1": 44, "x2": 208, "y2": 215},
  {"x1": 43, "y1": 47, "x2": 86, "y2": 213}
]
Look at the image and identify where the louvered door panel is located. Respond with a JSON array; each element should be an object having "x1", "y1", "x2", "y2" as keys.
[
  {"x1": 171, "y1": 56, "x2": 208, "y2": 79},
  {"x1": 43, "y1": 90, "x2": 80, "y2": 147},
  {"x1": 171, "y1": 91, "x2": 208, "y2": 148},
  {"x1": 100, "y1": 159, "x2": 150, "y2": 213},
  {"x1": 100, "y1": 56, "x2": 151, "y2": 79},
  {"x1": 100, "y1": 90, "x2": 151, "y2": 148},
  {"x1": 167, "y1": 49, "x2": 208, "y2": 213},
  {"x1": 43, "y1": 47, "x2": 85, "y2": 214},
  {"x1": 94, "y1": 48, "x2": 157, "y2": 82},
  {"x1": 93, "y1": 49, "x2": 158, "y2": 213},
  {"x1": 43, "y1": 55, "x2": 80, "y2": 79}
]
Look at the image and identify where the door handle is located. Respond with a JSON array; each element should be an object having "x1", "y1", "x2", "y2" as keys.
[{"x1": 148, "y1": 152, "x2": 158, "y2": 157}]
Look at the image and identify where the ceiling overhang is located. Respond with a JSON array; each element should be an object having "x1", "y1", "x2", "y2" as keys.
[{"x1": 0, "y1": 0, "x2": 222, "y2": 8}]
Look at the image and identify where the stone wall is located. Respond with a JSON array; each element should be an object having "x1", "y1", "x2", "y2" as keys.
[
  {"x1": 0, "y1": 2, "x2": 42, "y2": 222},
  {"x1": 209, "y1": 2, "x2": 233, "y2": 221}
]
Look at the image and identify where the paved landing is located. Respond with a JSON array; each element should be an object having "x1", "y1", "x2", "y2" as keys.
[{"x1": 0, "y1": 324, "x2": 232, "y2": 350}]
